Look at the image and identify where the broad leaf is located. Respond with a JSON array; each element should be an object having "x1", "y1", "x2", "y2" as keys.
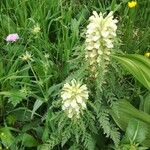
[
  {"x1": 111, "y1": 100, "x2": 150, "y2": 131},
  {"x1": 37, "y1": 144, "x2": 50, "y2": 150},
  {"x1": 10, "y1": 107, "x2": 32, "y2": 122},
  {"x1": 0, "y1": 127, "x2": 14, "y2": 148},
  {"x1": 126, "y1": 119, "x2": 148, "y2": 144},
  {"x1": 22, "y1": 133, "x2": 38, "y2": 147},
  {"x1": 140, "y1": 93, "x2": 150, "y2": 114},
  {"x1": 113, "y1": 54, "x2": 150, "y2": 90}
]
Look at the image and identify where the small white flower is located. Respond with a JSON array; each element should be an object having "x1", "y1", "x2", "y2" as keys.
[
  {"x1": 61, "y1": 79, "x2": 89, "y2": 119},
  {"x1": 44, "y1": 53, "x2": 50, "y2": 58},
  {"x1": 32, "y1": 24, "x2": 41, "y2": 34},
  {"x1": 64, "y1": 100, "x2": 70, "y2": 108},
  {"x1": 76, "y1": 95, "x2": 82, "y2": 103},
  {"x1": 71, "y1": 99, "x2": 77, "y2": 107},
  {"x1": 81, "y1": 102, "x2": 86, "y2": 109},
  {"x1": 20, "y1": 51, "x2": 33, "y2": 61}
]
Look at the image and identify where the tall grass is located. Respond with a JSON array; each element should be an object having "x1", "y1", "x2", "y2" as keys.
[{"x1": 0, "y1": 0, "x2": 150, "y2": 149}]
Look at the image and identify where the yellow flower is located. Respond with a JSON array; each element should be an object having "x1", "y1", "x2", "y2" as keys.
[
  {"x1": 144, "y1": 52, "x2": 150, "y2": 58},
  {"x1": 128, "y1": 1, "x2": 137, "y2": 8}
]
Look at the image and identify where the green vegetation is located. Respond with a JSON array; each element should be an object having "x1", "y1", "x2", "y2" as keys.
[{"x1": 0, "y1": 0, "x2": 150, "y2": 149}]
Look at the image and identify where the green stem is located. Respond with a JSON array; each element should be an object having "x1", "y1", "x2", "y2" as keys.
[{"x1": 28, "y1": 61, "x2": 46, "y2": 101}]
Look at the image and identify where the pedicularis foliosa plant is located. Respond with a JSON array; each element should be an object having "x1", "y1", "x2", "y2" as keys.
[{"x1": 0, "y1": 0, "x2": 150, "y2": 150}]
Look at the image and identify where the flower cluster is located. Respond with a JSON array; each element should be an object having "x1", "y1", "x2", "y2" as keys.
[
  {"x1": 20, "y1": 51, "x2": 33, "y2": 61},
  {"x1": 85, "y1": 11, "x2": 118, "y2": 78},
  {"x1": 61, "y1": 79, "x2": 89, "y2": 119}
]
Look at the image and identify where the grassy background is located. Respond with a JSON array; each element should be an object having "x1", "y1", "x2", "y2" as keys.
[{"x1": 0, "y1": 0, "x2": 150, "y2": 149}]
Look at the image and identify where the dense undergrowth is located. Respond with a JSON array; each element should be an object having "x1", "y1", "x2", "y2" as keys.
[{"x1": 0, "y1": 0, "x2": 150, "y2": 150}]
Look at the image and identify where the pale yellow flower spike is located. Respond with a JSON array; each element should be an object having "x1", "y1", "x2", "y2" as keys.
[
  {"x1": 128, "y1": 1, "x2": 137, "y2": 8},
  {"x1": 85, "y1": 11, "x2": 118, "y2": 79}
]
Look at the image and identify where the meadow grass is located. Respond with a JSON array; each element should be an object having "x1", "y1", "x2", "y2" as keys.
[{"x1": 0, "y1": 0, "x2": 150, "y2": 149}]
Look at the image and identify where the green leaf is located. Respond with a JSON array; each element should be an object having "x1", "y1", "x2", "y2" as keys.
[
  {"x1": 126, "y1": 54, "x2": 150, "y2": 70},
  {"x1": 126, "y1": 119, "x2": 148, "y2": 144},
  {"x1": 37, "y1": 144, "x2": 50, "y2": 150},
  {"x1": 111, "y1": 100, "x2": 150, "y2": 131},
  {"x1": 47, "y1": 83, "x2": 62, "y2": 97},
  {"x1": 10, "y1": 107, "x2": 32, "y2": 122},
  {"x1": 22, "y1": 133, "x2": 38, "y2": 147},
  {"x1": 84, "y1": 133, "x2": 96, "y2": 150},
  {"x1": 113, "y1": 54, "x2": 150, "y2": 90},
  {"x1": 140, "y1": 93, "x2": 150, "y2": 114},
  {"x1": 31, "y1": 99, "x2": 43, "y2": 119},
  {"x1": 0, "y1": 91, "x2": 26, "y2": 107},
  {"x1": 0, "y1": 127, "x2": 14, "y2": 148},
  {"x1": 42, "y1": 125, "x2": 49, "y2": 142},
  {"x1": 61, "y1": 130, "x2": 71, "y2": 147},
  {"x1": 142, "y1": 137, "x2": 150, "y2": 147},
  {"x1": 6, "y1": 115, "x2": 16, "y2": 125},
  {"x1": 1, "y1": 15, "x2": 17, "y2": 33},
  {"x1": 0, "y1": 60, "x2": 4, "y2": 78}
]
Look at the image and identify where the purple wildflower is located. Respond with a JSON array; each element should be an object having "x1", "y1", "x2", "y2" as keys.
[{"x1": 6, "y1": 33, "x2": 19, "y2": 42}]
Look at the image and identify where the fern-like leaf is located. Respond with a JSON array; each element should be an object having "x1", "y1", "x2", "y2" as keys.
[{"x1": 83, "y1": 133, "x2": 96, "y2": 150}]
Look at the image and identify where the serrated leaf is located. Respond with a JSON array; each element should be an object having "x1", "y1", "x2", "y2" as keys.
[
  {"x1": 84, "y1": 134, "x2": 96, "y2": 150},
  {"x1": 61, "y1": 130, "x2": 71, "y2": 147},
  {"x1": 0, "y1": 91, "x2": 26, "y2": 107}
]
